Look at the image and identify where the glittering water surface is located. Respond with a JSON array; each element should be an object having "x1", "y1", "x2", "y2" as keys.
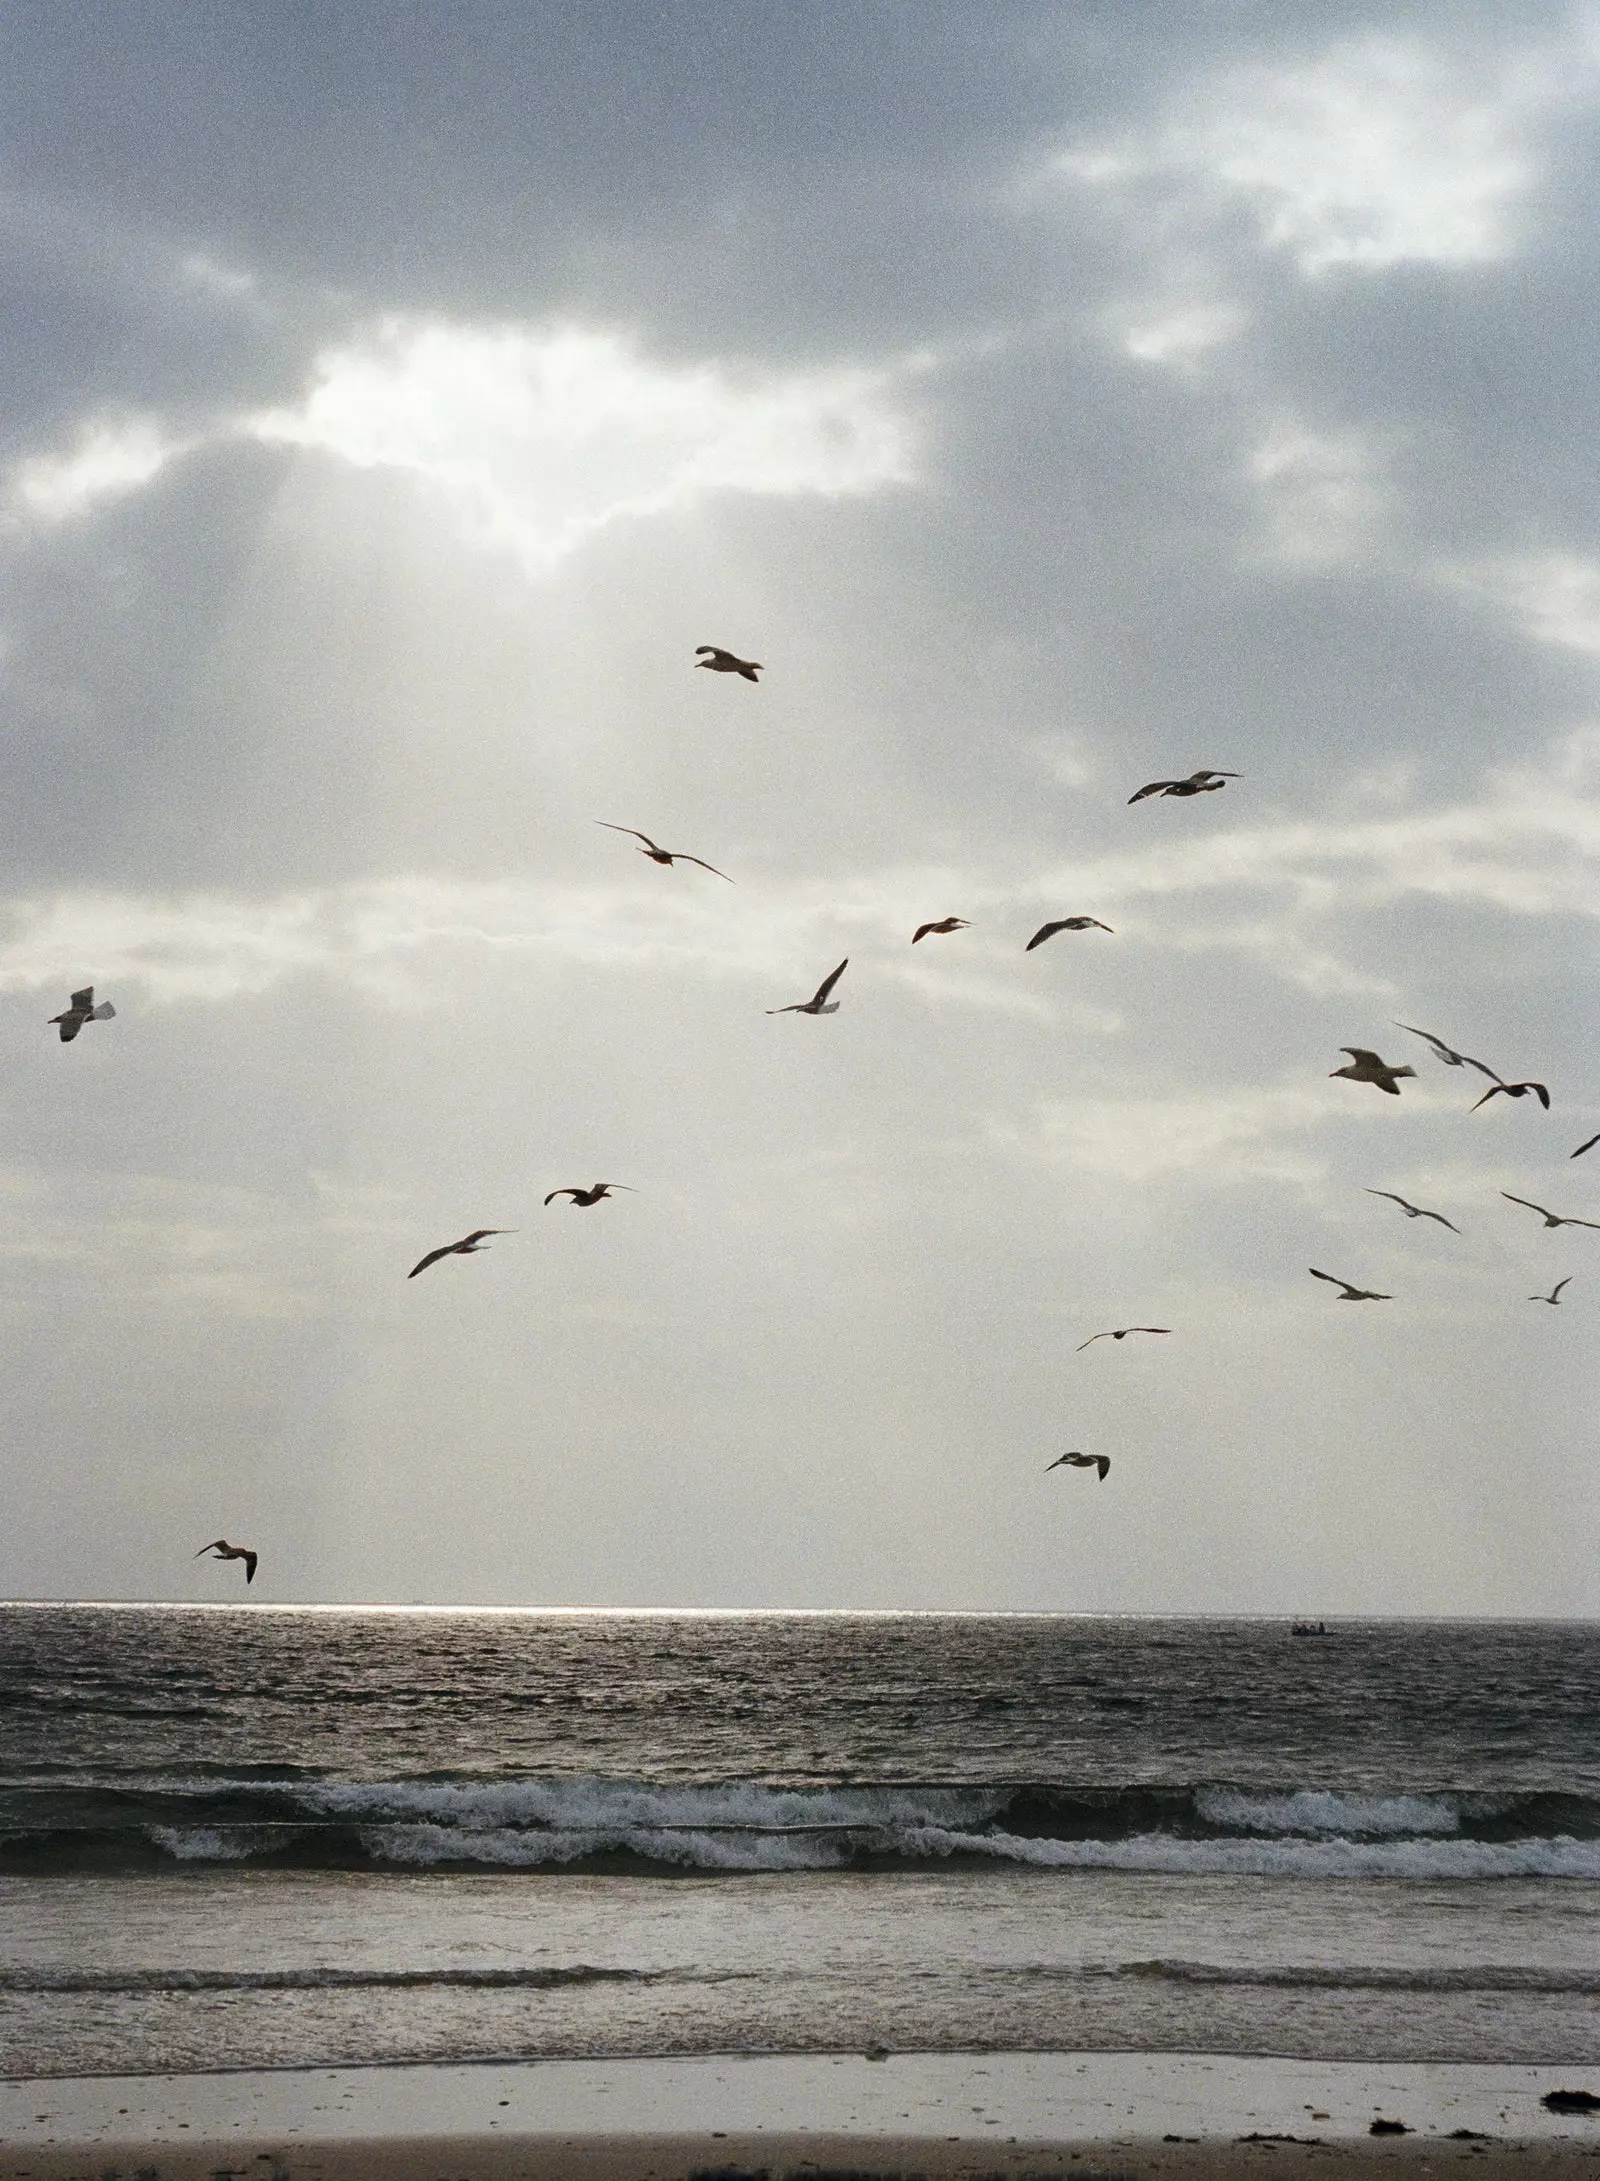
[{"x1": 1, "y1": 1608, "x2": 1596, "y2": 2074}]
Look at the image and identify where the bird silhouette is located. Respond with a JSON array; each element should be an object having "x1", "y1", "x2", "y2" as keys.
[
  {"x1": 1026, "y1": 918, "x2": 1113, "y2": 950},
  {"x1": 544, "y1": 1183, "x2": 635, "y2": 1207},
  {"x1": 1530, "y1": 1278, "x2": 1572, "y2": 1306},
  {"x1": 1077, "y1": 1327, "x2": 1171, "y2": 1351},
  {"x1": 49, "y1": 986, "x2": 115, "y2": 1043},
  {"x1": 1500, "y1": 1194, "x2": 1600, "y2": 1231},
  {"x1": 1128, "y1": 769, "x2": 1239, "y2": 803},
  {"x1": 768, "y1": 959, "x2": 848, "y2": 1015},
  {"x1": 1363, "y1": 1190, "x2": 1460, "y2": 1233},
  {"x1": 408, "y1": 1230, "x2": 513, "y2": 1277},
  {"x1": 596, "y1": 824, "x2": 731, "y2": 880},
  {"x1": 1472, "y1": 1080, "x2": 1550, "y2": 1112},
  {"x1": 1310, "y1": 1268, "x2": 1392, "y2": 1301},
  {"x1": 1392, "y1": 1024, "x2": 1501, "y2": 1081},
  {"x1": 1572, "y1": 1131, "x2": 1600, "y2": 1160},
  {"x1": 1330, "y1": 1048, "x2": 1416, "y2": 1096},
  {"x1": 195, "y1": 1539, "x2": 257, "y2": 1584},
  {"x1": 1046, "y1": 1451, "x2": 1110, "y2": 1480},
  {"x1": 695, "y1": 645, "x2": 761, "y2": 681},
  {"x1": 912, "y1": 918, "x2": 969, "y2": 944}
]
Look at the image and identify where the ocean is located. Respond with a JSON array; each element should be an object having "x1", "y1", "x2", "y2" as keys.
[{"x1": 1, "y1": 1607, "x2": 1597, "y2": 2078}]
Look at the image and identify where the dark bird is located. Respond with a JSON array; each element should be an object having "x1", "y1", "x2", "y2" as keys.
[
  {"x1": 544, "y1": 1182, "x2": 635, "y2": 1207},
  {"x1": 195, "y1": 1539, "x2": 257, "y2": 1585},
  {"x1": 1392, "y1": 1023, "x2": 1502, "y2": 1082},
  {"x1": 1330, "y1": 1048, "x2": 1416, "y2": 1095},
  {"x1": 1363, "y1": 1190, "x2": 1460, "y2": 1233},
  {"x1": 912, "y1": 918, "x2": 969, "y2": 944},
  {"x1": 49, "y1": 986, "x2": 115, "y2": 1043},
  {"x1": 1128, "y1": 769, "x2": 1239, "y2": 803},
  {"x1": 1472, "y1": 1080, "x2": 1550, "y2": 1112},
  {"x1": 1571, "y1": 1131, "x2": 1600, "y2": 1160},
  {"x1": 1310, "y1": 1268, "x2": 1392, "y2": 1301},
  {"x1": 408, "y1": 1229, "x2": 513, "y2": 1277},
  {"x1": 695, "y1": 645, "x2": 761, "y2": 682},
  {"x1": 1026, "y1": 917, "x2": 1113, "y2": 949},
  {"x1": 1077, "y1": 1327, "x2": 1171, "y2": 1351},
  {"x1": 1046, "y1": 1450, "x2": 1110, "y2": 1480},
  {"x1": 768, "y1": 958, "x2": 848, "y2": 1015},
  {"x1": 596, "y1": 824, "x2": 731, "y2": 880},
  {"x1": 1531, "y1": 1278, "x2": 1572, "y2": 1306},
  {"x1": 1500, "y1": 1194, "x2": 1600, "y2": 1231}
]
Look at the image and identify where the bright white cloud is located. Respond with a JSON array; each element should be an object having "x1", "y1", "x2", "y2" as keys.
[
  {"x1": 987, "y1": 1083, "x2": 1336, "y2": 1187},
  {"x1": 7, "y1": 416, "x2": 185, "y2": 524},
  {"x1": 250, "y1": 318, "x2": 919, "y2": 576},
  {"x1": 1439, "y1": 551, "x2": 1600, "y2": 654},
  {"x1": 1122, "y1": 302, "x2": 1245, "y2": 371},
  {"x1": 1247, "y1": 416, "x2": 1390, "y2": 565}
]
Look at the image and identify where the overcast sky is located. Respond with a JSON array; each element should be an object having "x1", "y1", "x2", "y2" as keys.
[{"x1": 1, "y1": 0, "x2": 1595, "y2": 1613}]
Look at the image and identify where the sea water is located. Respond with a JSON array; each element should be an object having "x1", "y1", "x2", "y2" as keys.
[{"x1": 1, "y1": 1608, "x2": 1596, "y2": 2076}]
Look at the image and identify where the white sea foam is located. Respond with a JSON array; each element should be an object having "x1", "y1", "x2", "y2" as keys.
[
  {"x1": 1194, "y1": 1787, "x2": 1462, "y2": 1836},
  {"x1": 301, "y1": 1778, "x2": 1004, "y2": 1835},
  {"x1": 911, "y1": 1827, "x2": 1600, "y2": 1880}
]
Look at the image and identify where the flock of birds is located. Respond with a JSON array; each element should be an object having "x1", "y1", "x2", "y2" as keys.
[{"x1": 48, "y1": 651, "x2": 1592, "y2": 1585}]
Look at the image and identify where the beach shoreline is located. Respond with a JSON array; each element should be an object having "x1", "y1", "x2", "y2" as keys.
[{"x1": 4, "y1": 2051, "x2": 1600, "y2": 2179}]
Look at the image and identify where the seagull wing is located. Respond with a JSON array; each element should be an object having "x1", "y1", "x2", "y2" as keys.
[
  {"x1": 408, "y1": 1245, "x2": 454, "y2": 1277},
  {"x1": 460, "y1": 1229, "x2": 511, "y2": 1245},
  {"x1": 1026, "y1": 922, "x2": 1065, "y2": 950},
  {"x1": 695, "y1": 646, "x2": 729, "y2": 661},
  {"x1": 1472, "y1": 1084, "x2": 1508, "y2": 1109},
  {"x1": 1087, "y1": 919, "x2": 1114, "y2": 932},
  {"x1": 596, "y1": 823, "x2": 659, "y2": 851},
  {"x1": 1501, "y1": 1194, "x2": 1551, "y2": 1219},
  {"x1": 1530, "y1": 1082, "x2": 1552, "y2": 1109},
  {"x1": 680, "y1": 856, "x2": 733, "y2": 881},
  {"x1": 70, "y1": 988, "x2": 94, "y2": 1011},
  {"x1": 1365, "y1": 1190, "x2": 1408, "y2": 1209},
  {"x1": 1553, "y1": 1278, "x2": 1573, "y2": 1301},
  {"x1": 810, "y1": 958, "x2": 849, "y2": 1007},
  {"x1": 57, "y1": 1015, "x2": 81, "y2": 1041},
  {"x1": 242, "y1": 1551, "x2": 258, "y2": 1584},
  {"x1": 1309, "y1": 1268, "x2": 1353, "y2": 1295},
  {"x1": 1128, "y1": 780, "x2": 1174, "y2": 803},
  {"x1": 766, "y1": 1003, "x2": 803, "y2": 1014},
  {"x1": 194, "y1": 1540, "x2": 230, "y2": 1558},
  {"x1": 1095, "y1": 1457, "x2": 1110, "y2": 1480},
  {"x1": 1420, "y1": 1209, "x2": 1462, "y2": 1233},
  {"x1": 1341, "y1": 1048, "x2": 1386, "y2": 1067},
  {"x1": 1076, "y1": 1332, "x2": 1112, "y2": 1350},
  {"x1": 912, "y1": 923, "x2": 936, "y2": 944},
  {"x1": 1129, "y1": 1327, "x2": 1171, "y2": 1335},
  {"x1": 1564, "y1": 1215, "x2": 1600, "y2": 1230},
  {"x1": 91, "y1": 1001, "x2": 115, "y2": 1020},
  {"x1": 1393, "y1": 1023, "x2": 1452, "y2": 1061},
  {"x1": 544, "y1": 1190, "x2": 580, "y2": 1206},
  {"x1": 1572, "y1": 1132, "x2": 1600, "y2": 1160}
]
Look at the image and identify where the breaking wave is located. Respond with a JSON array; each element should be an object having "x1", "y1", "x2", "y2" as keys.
[{"x1": 3, "y1": 1776, "x2": 1597, "y2": 1877}]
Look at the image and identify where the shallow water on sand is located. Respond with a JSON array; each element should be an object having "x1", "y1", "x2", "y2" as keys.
[{"x1": 2, "y1": 1609, "x2": 1596, "y2": 2075}]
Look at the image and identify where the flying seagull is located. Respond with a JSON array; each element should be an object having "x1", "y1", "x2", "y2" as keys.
[
  {"x1": 1500, "y1": 1194, "x2": 1600, "y2": 1231},
  {"x1": 595, "y1": 824, "x2": 732, "y2": 881},
  {"x1": 408, "y1": 1229, "x2": 513, "y2": 1278},
  {"x1": 1026, "y1": 917, "x2": 1113, "y2": 950},
  {"x1": 1530, "y1": 1278, "x2": 1572, "y2": 1306},
  {"x1": 1392, "y1": 1024, "x2": 1501, "y2": 1082},
  {"x1": 1046, "y1": 1451, "x2": 1110, "y2": 1480},
  {"x1": 1472, "y1": 1079, "x2": 1551, "y2": 1112},
  {"x1": 1330, "y1": 1048, "x2": 1416, "y2": 1095},
  {"x1": 1571, "y1": 1131, "x2": 1600, "y2": 1160},
  {"x1": 195, "y1": 1539, "x2": 257, "y2": 1585},
  {"x1": 1310, "y1": 1268, "x2": 1392, "y2": 1301},
  {"x1": 912, "y1": 918, "x2": 969, "y2": 944},
  {"x1": 768, "y1": 958, "x2": 848, "y2": 1015},
  {"x1": 1128, "y1": 769, "x2": 1239, "y2": 804},
  {"x1": 695, "y1": 645, "x2": 761, "y2": 682},
  {"x1": 50, "y1": 986, "x2": 115, "y2": 1043},
  {"x1": 544, "y1": 1183, "x2": 635, "y2": 1207},
  {"x1": 1077, "y1": 1327, "x2": 1171, "y2": 1351},
  {"x1": 1363, "y1": 1190, "x2": 1460, "y2": 1234}
]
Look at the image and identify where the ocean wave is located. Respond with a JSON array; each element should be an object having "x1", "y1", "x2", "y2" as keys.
[
  {"x1": 0, "y1": 1966, "x2": 656, "y2": 1994},
  {"x1": 3, "y1": 1774, "x2": 1597, "y2": 1877}
]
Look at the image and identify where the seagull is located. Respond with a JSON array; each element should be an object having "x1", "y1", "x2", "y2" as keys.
[
  {"x1": 1530, "y1": 1278, "x2": 1572, "y2": 1306},
  {"x1": 1392, "y1": 1024, "x2": 1502, "y2": 1082},
  {"x1": 1500, "y1": 1194, "x2": 1600, "y2": 1231},
  {"x1": 49, "y1": 986, "x2": 115, "y2": 1043},
  {"x1": 1572, "y1": 1131, "x2": 1600, "y2": 1160},
  {"x1": 695, "y1": 645, "x2": 761, "y2": 682},
  {"x1": 1472, "y1": 1080, "x2": 1551, "y2": 1112},
  {"x1": 195, "y1": 1539, "x2": 257, "y2": 1585},
  {"x1": 768, "y1": 958, "x2": 848, "y2": 1015},
  {"x1": 912, "y1": 918, "x2": 969, "y2": 944},
  {"x1": 1363, "y1": 1190, "x2": 1461, "y2": 1234},
  {"x1": 1046, "y1": 1451, "x2": 1110, "y2": 1480},
  {"x1": 1077, "y1": 1327, "x2": 1171, "y2": 1351},
  {"x1": 1026, "y1": 918, "x2": 1113, "y2": 950},
  {"x1": 1128, "y1": 769, "x2": 1239, "y2": 804},
  {"x1": 544, "y1": 1183, "x2": 635, "y2": 1207},
  {"x1": 1309, "y1": 1268, "x2": 1392, "y2": 1301},
  {"x1": 595, "y1": 824, "x2": 731, "y2": 880},
  {"x1": 1330, "y1": 1048, "x2": 1416, "y2": 1095},
  {"x1": 408, "y1": 1229, "x2": 513, "y2": 1277}
]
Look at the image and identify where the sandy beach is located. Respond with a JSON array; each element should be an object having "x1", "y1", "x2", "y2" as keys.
[{"x1": 4, "y1": 2052, "x2": 1600, "y2": 2179}]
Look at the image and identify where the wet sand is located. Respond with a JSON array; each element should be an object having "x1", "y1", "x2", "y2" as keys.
[{"x1": 3, "y1": 2052, "x2": 1600, "y2": 2178}]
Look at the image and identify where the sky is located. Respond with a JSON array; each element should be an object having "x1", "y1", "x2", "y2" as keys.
[{"x1": 0, "y1": 0, "x2": 1595, "y2": 1613}]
